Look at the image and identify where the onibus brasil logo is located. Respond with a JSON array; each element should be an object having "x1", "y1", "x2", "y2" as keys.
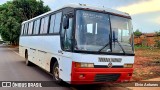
[{"x1": 1, "y1": 82, "x2": 42, "y2": 87}]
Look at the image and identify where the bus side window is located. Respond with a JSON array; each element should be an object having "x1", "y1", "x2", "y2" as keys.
[
  {"x1": 21, "y1": 24, "x2": 24, "y2": 35},
  {"x1": 33, "y1": 19, "x2": 40, "y2": 35},
  {"x1": 61, "y1": 16, "x2": 73, "y2": 51},
  {"x1": 23, "y1": 24, "x2": 26, "y2": 35},
  {"x1": 40, "y1": 16, "x2": 49, "y2": 34},
  {"x1": 24, "y1": 23, "x2": 29, "y2": 35},
  {"x1": 33, "y1": 20, "x2": 37, "y2": 34},
  {"x1": 54, "y1": 12, "x2": 62, "y2": 33},
  {"x1": 43, "y1": 16, "x2": 49, "y2": 34},
  {"x1": 40, "y1": 18, "x2": 45, "y2": 34},
  {"x1": 28, "y1": 22, "x2": 33, "y2": 35},
  {"x1": 49, "y1": 14, "x2": 56, "y2": 33}
]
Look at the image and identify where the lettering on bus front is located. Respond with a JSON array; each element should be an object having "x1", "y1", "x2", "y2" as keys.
[{"x1": 98, "y1": 57, "x2": 122, "y2": 62}]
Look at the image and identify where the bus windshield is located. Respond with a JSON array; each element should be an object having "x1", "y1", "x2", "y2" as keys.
[{"x1": 74, "y1": 10, "x2": 134, "y2": 54}]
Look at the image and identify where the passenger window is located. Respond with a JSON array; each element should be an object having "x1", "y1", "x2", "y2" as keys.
[
  {"x1": 21, "y1": 24, "x2": 24, "y2": 35},
  {"x1": 49, "y1": 14, "x2": 56, "y2": 33},
  {"x1": 24, "y1": 24, "x2": 26, "y2": 35},
  {"x1": 40, "y1": 16, "x2": 49, "y2": 34},
  {"x1": 33, "y1": 19, "x2": 40, "y2": 34},
  {"x1": 44, "y1": 16, "x2": 49, "y2": 33},
  {"x1": 40, "y1": 18, "x2": 45, "y2": 34},
  {"x1": 28, "y1": 22, "x2": 33, "y2": 35},
  {"x1": 33, "y1": 21, "x2": 37, "y2": 34},
  {"x1": 54, "y1": 12, "x2": 62, "y2": 33},
  {"x1": 24, "y1": 23, "x2": 29, "y2": 35}
]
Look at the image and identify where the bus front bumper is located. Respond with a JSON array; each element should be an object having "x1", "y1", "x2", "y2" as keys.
[{"x1": 71, "y1": 62, "x2": 133, "y2": 85}]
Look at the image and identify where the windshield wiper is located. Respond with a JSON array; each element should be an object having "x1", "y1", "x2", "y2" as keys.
[
  {"x1": 112, "y1": 31, "x2": 126, "y2": 54},
  {"x1": 98, "y1": 35, "x2": 111, "y2": 53},
  {"x1": 114, "y1": 39, "x2": 126, "y2": 54},
  {"x1": 98, "y1": 42, "x2": 110, "y2": 53}
]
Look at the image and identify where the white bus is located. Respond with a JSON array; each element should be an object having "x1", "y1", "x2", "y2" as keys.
[{"x1": 19, "y1": 4, "x2": 134, "y2": 84}]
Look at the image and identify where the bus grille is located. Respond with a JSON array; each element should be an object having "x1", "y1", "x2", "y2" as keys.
[
  {"x1": 95, "y1": 74, "x2": 120, "y2": 82},
  {"x1": 94, "y1": 65, "x2": 123, "y2": 68}
]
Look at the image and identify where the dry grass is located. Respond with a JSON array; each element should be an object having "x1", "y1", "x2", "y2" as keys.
[{"x1": 132, "y1": 48, "x2": 160, "y2": 81}]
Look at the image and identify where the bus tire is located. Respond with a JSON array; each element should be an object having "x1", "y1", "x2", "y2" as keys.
[
  {"x1": 25, "y1": 50, "x2": 32, "y2": 66},
  {"x1": 52, "y1": 61, "x2": 62, "y2": 84}
]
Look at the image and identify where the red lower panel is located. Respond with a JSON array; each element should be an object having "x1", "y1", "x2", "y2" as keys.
[{"x1": 71, "y1": 62, "x2": 133, "y2": 85}]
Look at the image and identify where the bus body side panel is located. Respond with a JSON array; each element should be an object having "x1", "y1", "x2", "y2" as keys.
[
  {"x1": 58, "y1": 52, "x2": 73, "y2": 82},
  {"x1": 19, "y1": 45, "x2": 26, "y2": 58},
  {"x1": 19, "y1": 36, "x2": 73, "y2": 82}
]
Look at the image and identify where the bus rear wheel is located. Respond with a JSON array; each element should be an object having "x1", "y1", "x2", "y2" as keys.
[
  {"x1": 52, "y1": 61, "x2": 62, "y2": 84},
  {"x1": 25, "y1": 50, "x2": 32, "y2": 66}
]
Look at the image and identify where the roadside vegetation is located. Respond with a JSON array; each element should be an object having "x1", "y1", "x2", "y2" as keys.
[
  {"x1": 132, "y1": 30, "x2": 160, "y2": 80},
  {"x1": 132, "y1": 47, "x2": 160, "y2": 81},
  {"x1": 0, "y1": 0, "x2": 50, "y2": 45},
  {"x1": 155, "y1": 31, "x2": 160, "y2": 48},
  {"x1": 134, "y1": 30, "x2": 160, "y2": 48}
]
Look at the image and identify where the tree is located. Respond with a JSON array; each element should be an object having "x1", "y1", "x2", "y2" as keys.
[
  {"x1": 12, "y1": 0, "x2": 50, "y2": 21},
  {"x1": 134, "y1": 29, "x2": 142, "y2": 37},
  {"x1": 0, "y1": 0, "x2": 50, "y2": 45}
]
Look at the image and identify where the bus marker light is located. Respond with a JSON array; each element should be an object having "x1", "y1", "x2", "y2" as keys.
[
  {"x1": 124, "y1": 64, "x2": 133, "y2": 68},
  {"x1": 79, "y1": 74, "x2": 85, "y2": 78},
  {"x1": 75, "y1": 62, "x2": 81, "y2": 68},
  {"x1": 75, "y1": 62, "x2": 94, "y2": 68},
  {"x1": 128, "y1": 73, "x2": 132, "y2": 76}
]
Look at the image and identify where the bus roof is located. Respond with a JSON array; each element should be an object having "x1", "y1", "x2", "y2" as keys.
[{"x1": 22, "y1": 4, "x2": 130, "y2": 24}]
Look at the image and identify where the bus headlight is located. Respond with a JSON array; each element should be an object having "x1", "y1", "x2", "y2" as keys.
[
  {"x1": 124, "y1": 64, "x2": 133, "y2": 68},
  {"x1": 75, "y1": 62, "x2": 94, "y2": 68}
]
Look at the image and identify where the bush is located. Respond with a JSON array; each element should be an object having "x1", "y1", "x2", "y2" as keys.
[{"x1": 155, "y1": 40, "x2": 160, "y2": 49}]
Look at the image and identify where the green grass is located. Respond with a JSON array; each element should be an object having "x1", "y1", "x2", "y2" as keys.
[{"x1": 134, "y1": 45, "x2": 151, "y2": 49}]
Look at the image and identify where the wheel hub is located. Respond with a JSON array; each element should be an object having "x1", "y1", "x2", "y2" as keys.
[{"x1": 54, "y1": 67, "x2": 59, "y2": 80}]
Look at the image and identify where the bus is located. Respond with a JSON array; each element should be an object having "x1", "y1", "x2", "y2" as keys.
[{"x1": 19, "y1": 4, "x2": 135, "y2": 84}]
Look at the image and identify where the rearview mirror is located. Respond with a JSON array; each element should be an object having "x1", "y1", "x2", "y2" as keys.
[
  {"x1": 113, "y1": 31, "x2": 115, "y2": 42},
  {"x1": 113, "y1": 31, "x2": 118, "y2": 42},
  {"x1": 63, "y1": 17, "x2": 69, "y2": 29}
]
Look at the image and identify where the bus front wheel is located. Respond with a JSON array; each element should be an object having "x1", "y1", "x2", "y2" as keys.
[{"x1": 52, "y1": 61, "x2": 62, "y2": 83}]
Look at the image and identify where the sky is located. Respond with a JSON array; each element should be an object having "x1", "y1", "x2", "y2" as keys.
[{"x1": 0, "y1": 0, "x2": 160, "y2": 33}]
